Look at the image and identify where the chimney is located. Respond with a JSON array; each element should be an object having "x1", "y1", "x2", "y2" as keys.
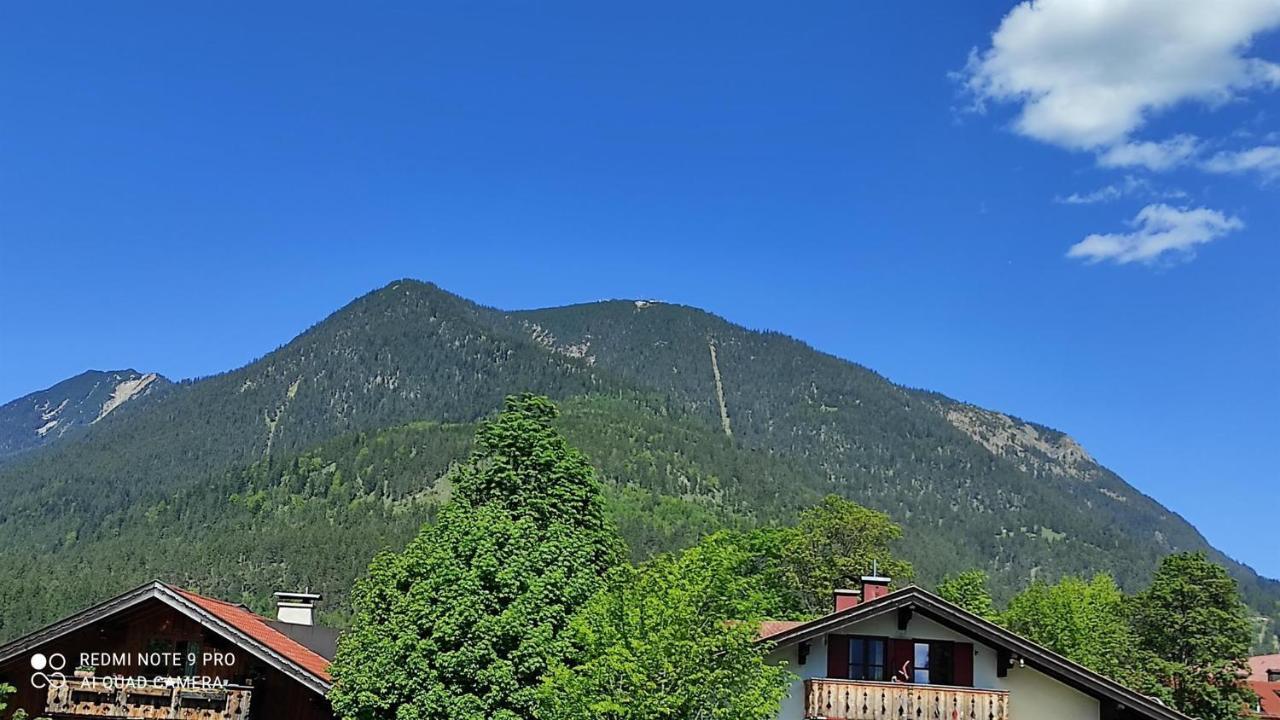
[
  {"x1": 274, "y1": 591, "x2": 321, "y2": 626},
  {"x1": 833, "y1": 588, "x2": 862, "y2": 612},
  {"x1": 860, "y1": 574, "x2": 891, "y2": 603}
]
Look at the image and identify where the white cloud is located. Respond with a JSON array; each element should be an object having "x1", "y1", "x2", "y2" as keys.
[
  {"x1": 1054, "y1": 176, "x2": 1187, "y2": 205},
  {"x1": 1202, "y1": 144, "x2": 1280, "y2": 176},
  {"x1": 962, "y1": 0, "x2": 1280, "y2": 151},
  {"x1": 1097, "y1": 135, "x2": 1200, "y2": 171},
  {"x1": 1066, "y1": 204, "x2": 1244, "y2": 265},
  {"x1": 1056, "y1": 184, "x2": 1127, "y2": 205}
]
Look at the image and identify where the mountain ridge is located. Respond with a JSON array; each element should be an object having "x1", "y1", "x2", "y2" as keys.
[{"x1": 0, "y1": 279, "x2": 1273, "y2": 650}]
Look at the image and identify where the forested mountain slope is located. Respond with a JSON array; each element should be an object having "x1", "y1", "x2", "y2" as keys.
[
  {"x1": 0, "y1": 280, "x2": 1273, "y2": 648},
  {"x1": 0, "y1": 395, "x2": 815, "y2": 636},
  {"x1": 513, "y1": 300, "x2": 1279, "y2": 638},
  {"x1": 0, "y1": 282, "x2": 603, "y2": 550}
]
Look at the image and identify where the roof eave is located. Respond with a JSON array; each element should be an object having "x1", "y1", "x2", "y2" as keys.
[
  {"x1": 0, "y1": 580, "x2": 331, "y2": 697},
  {"x1": 0, "y1": 580, "x2": 164, "y2": 665},
  {"x1": 156, "y1": 584, "x2": 333, "y2": 696},
  {"x1": 757, "y1": 586, "x2": 1192, "y2": 720}
]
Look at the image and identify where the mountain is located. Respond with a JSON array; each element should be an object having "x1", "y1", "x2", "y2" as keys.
[
  {"x1": 0, "y1": 369, "x2": 172, "y2": 457},
  {"x1": 511, "y1": 300, "x2": 1279, "y2": 625},
  {"x1": 0, "y1": 280, "x2": 1274, "y2": 649}
]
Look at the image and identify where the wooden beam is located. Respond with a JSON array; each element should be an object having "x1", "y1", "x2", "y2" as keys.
[{"x1": 897, "y1": 606, "x2": 913, "y2": 631}]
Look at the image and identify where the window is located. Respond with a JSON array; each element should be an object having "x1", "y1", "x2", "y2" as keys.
[
  {"x1": 913, "y1": 641, "x2": 954, "y2": 685},
  {"x1": 848, "y1": 636, "x2": 887, "y2": 681},
  {"x1": 913, "y1": 642, "x2": 929, "y2": 684}
]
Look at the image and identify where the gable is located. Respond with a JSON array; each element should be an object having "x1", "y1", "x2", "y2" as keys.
[
  {"x1": 777, "y1": 608, "x2": 1099, "y2": 719},
  {"x1": 0, "y1": 582, "x2": 330, "y2": 696},
  {"x1": 759, "y1": 586, "x2": 1190, "y2": 720}
]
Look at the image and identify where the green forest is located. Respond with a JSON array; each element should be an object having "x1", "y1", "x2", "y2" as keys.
[
  {"x1": 0, "y1": 280, "x2": 1275, "y2": 653},
  {"x1": 326, "y1": 396, "x2": 1259, "y2": 720}
]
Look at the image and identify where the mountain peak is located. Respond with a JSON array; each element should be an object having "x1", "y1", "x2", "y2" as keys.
[
  {"x1": 372, "y1": 278, "x2": 454, "y2": 299},
  {"x1": 0, "y1": 369, "x2": 172, "y2": 457}
]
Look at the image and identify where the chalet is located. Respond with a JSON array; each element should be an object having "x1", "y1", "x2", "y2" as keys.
[
  {"x1": 759, "y1": 576, "x2": 1192, "y2": 720},
  {"x1": 1249, "y1": 654, "x2": 1280, "y2": 719},
  {"x1": 0, "y1": 581, "x2": 335, "y2": 720}
]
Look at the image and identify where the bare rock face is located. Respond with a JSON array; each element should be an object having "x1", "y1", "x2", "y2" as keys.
[
  {"x1": 942, "y1": 404, "x2": 1095, "y2": 479},
  {"x1": 938, "y1": 402, "x2": 1149, "y2": 512},
  {"x1": 0, "y1": 369, "x2": 172, "y2": 457}
]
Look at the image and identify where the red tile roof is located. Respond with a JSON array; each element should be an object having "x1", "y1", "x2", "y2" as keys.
[
  {"x1": 168, "y1": 585, "x2": 332, "y2": 683},
  {"x1": 1252, "y1": 655, "x2": 1280, "y2": 682},
  {"x1": 758, "y1": 620, "x2": 807, "y2": 640},
  {"x1": 1250, "y1": 681, "x2": 1280, "y2": 719}
]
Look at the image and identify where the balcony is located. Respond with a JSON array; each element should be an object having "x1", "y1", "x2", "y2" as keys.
[
  {"x1": 45, "y1": 676, "x2": 251, "y2": 719},
  {"x1": 805, "y1": 678, "x2": 1009, "y2": 720}
]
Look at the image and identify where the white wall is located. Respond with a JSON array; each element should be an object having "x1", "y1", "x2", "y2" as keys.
[
  {"x1": 767, "y1": 613, "x2": 1102, "y2": 720},
  {"x1": 996, "y1": 663, "x2": 1100, "y2": 720},
  {"x1": 767, "y1": 634, "x2": 827, "y2": 720}
]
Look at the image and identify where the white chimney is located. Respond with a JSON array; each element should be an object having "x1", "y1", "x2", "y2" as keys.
[{"x1": 274, "y1": 591, "x2": 321, "y2": 626}]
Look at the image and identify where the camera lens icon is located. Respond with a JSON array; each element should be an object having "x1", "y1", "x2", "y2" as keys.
[
  {"x1": 31, "y1": 652, "x2": 65, "y2": 671},
  {"x1": 30, "y1": 652, "x2": 67, "y2": 689}
]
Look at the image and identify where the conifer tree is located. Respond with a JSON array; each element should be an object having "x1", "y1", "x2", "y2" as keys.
[{"x1": 1130, "y1": 552, "x2": 1254, "y2": 720}]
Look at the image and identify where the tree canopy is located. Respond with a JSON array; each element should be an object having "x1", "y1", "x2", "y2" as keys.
[
  {"x1": 539, "y1": 534, "x2": 792, "y2": 720},
  {"x1": 998, "y1": 553, "x2": 1257, "y2": 720},
  {"x1": 734, "y1": 496, "x2": 914, "y2": 618},
  {"x1": 936, "y1": 569, "x2": 996, "y2": 620},
  {"x1": 1129, "y1": 552, "x2": 1254, "y2": 720},
  {"x1": 1002, "y1": 574, "x2": 1139, "y2": 683},
  {"x1": 328, "y1": 395, "x2": 624, "y2": 720}
]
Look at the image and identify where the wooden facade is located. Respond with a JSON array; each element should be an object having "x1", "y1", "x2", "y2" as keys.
[
  {"x1": 0, "y1": 595, "x2": 331, "y2": 720},
  {"x1": 45, "y1": 679, "x2": 253, "y2": 719}
]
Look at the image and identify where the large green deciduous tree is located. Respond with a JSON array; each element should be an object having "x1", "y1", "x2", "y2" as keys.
[
  {"x1": 747, "y1": 495, "x2": 914, "y2": 617},
  {"x1": 936, "y1": 569, "x2": 996, "y2": 620},
  {"x1": 1001, "y1": 574, "x2": 1139, "y2": 684},
  {"x1": 328, "y1": 395, "x2": 624, "y2": 720},
  {"x1": 1130, "y1": 552, "x2": 1253, "y2": 720},
  {"x1": 538, "y1": 533, "x2": 792, "y2": 720},
  {"x1": 536, "y1": 496, "x2": 910, "y2": 718}
]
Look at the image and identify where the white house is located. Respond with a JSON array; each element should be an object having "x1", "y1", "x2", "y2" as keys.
[{"x1": 760, "y1": 577, "x2": 1190, "y2": 720}]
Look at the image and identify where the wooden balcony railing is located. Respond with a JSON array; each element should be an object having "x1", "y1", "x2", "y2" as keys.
[
  {"x1": 805, "y1": 678, "x2": 1009, "y2": 720},
  {"x1": 46, "y1": 676, "x2": 251, "y2": 719}
]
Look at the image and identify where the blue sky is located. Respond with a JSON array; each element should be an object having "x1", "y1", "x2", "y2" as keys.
[{"x1": 1, "y1": 2, "x2": 1276, "y2": 578}]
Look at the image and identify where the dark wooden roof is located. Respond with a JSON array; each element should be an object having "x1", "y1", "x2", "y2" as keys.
[{"x1": 0, "y1": 580, "x2": 332, "y2": 696}]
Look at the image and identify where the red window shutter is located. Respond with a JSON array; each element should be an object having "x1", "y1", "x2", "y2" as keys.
[
  {"x1": 953, "y1": 643, "x2": 974, "y2": 687},
  {"x1": 827, "y1": 635, "x2": 849, "y2": 678},
  {"x1": 889, "y1": 639, "x2": 914, "y2": 682}
]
